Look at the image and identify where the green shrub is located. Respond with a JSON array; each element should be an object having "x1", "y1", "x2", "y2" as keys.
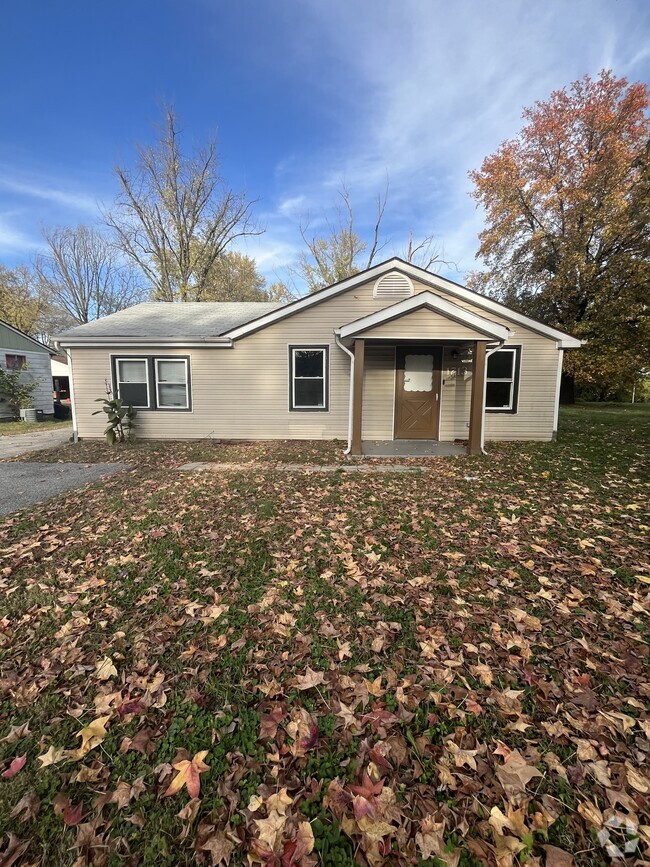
[{"x1": 92, "y1": 396, "x2": 137, "y2": 444}]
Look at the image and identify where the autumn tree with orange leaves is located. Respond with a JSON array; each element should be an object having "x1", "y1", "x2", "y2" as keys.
[{"x1": 469, "y1": 70, "x2": 650, "y2": 399}]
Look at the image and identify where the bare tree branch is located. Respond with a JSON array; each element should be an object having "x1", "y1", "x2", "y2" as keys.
[
  {"x1": 35, "y1": 225, "x2": 145, "y2": 323},
  {"x1": 105, "y1": 107, "x2": 264, "y2": 301}
]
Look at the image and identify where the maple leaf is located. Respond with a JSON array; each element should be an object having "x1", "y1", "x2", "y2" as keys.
[
  {"x1": 2, "y1": 754, "x2": 26, "y2": 778},
  {"x1": 292, "y1": 667, "x2": 325, "y2": 690},
  {"x1": 259, "y1": 705, "x2": 284, "y2": 740},
  {"x1": 254, "y1": 809, "x2": 287, "y2": 850},
  {"x1": 9, "y1": 791, "x2": 40, "y2": 822},
  {"x1": 495, "y1": 750, "x2": 543, "y2": 802},
  {"x1": 162, "y1": 750, "x2": 210, "y2": 798},
  {"x1": 94, "y1": 656, "x2": 118, "y2": 681},
  {"x1": 37, "y1": 745, "x2": 67, "y2": 767},
  {"x1": 1, "y1": 722, "x2": 30, "y2": 743},
  {"x1": 73, "y1": 714, "x2": 111, "y2": 758}
]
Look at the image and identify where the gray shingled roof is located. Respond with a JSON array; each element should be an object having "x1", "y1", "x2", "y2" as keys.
[{"x1": 56, "y1": 302, "x2": 284, "y2": 341}]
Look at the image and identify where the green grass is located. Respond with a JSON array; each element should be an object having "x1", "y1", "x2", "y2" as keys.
[
  {"x1": 0, "y1": 418, "x2": 72, "y2": 436},
  {"x1": 0, "y1": 404, "x2": 648, "y2": 865}
]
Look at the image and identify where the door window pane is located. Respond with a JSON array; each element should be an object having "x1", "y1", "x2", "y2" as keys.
[{"x1": 404, "y1": 354, "x2": 433, "y2": 392}]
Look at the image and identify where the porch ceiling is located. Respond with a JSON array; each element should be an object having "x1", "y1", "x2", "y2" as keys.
[{"x1": 337, "y1": 291, "x2": 511, "y2": 342}]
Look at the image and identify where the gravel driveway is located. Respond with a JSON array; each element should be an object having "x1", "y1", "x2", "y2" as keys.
[{"x1": 0, "y1": 462, "x2": 128, "y2": 517}]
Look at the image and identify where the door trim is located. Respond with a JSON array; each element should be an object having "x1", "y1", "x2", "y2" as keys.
[{"x1": 393, "y1": 345, "x2": 442, "y2": 440}]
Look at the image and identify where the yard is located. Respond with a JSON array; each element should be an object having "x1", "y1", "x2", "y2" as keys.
[
  {"x1": 0, "y1": 405, "x2": 648, "y2": 866},
  {"x1": 0, "y1": 419, "x2": 71, "y2": 436}
]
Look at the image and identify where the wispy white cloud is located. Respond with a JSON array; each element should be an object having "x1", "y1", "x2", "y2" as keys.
[
  {"x1": 264, "y1": 0, "x2": 650, "y2": 284},
  {"x1": 0, "y1": 174, "x2": 99, "y2": 214},
  {"x1": 0, "y1": 213, "x2": 44, "y2": 256}
]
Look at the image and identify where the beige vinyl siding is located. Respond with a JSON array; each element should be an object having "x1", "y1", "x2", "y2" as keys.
[
  {"x1": 70, "y1": 278, "x2": 429, "y2": 440},
  {"x1": 354, "y1": 307, "x2": 489, "y2": 341},
  {"x1": 363, "y1": 345, "x2": 395, "y2": 439},
  {"x1": 69, "y1": 273, "x2": 561, "y2": 442}
]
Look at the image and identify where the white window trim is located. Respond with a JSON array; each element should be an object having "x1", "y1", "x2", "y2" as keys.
[
  {"x1": 116, "y1": 357, "x2": 150, "y2": 409},
  {"x1": 290, "y1": 346, "x2": 328, "y2": 411},
  {"x1": 155, "y1": 357, "x2": 189, "y2": 410},
  {"x1": 485, "y1": 347, "x2": 519, "y2": 412}
]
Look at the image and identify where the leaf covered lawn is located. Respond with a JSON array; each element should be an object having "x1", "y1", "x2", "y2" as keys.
[{"x1": 1, "y1": 405, "x2": 649, "y2": 866}]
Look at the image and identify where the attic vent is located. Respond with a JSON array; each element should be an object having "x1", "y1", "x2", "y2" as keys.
[{"x1": 373, "y1": 271, "x2": 414, "y2": 299}]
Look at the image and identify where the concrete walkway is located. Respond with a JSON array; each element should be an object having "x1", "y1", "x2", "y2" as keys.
[
  {"x1": 178, "y1": 462, "x2": 426, "y2": 473},
  {"x1": 0, "y1": 425, "x2": 73, "y2": 459}
]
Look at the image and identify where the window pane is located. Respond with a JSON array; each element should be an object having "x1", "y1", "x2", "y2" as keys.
[
  {"x1": 295, "y1": 378, "x2": 324, "y2": 407},
  {"x1": 486, "y1": 381, "x2": 512, "y2": 409},
  {"x1": 294, "y1": 350, "x2": 323, "y2": 378},
  {"x1": 487, "y1": 350, "x2": 514, "y2": 379},
  {"x1": 404, "y1": 353, "x2": 433, "y2": 392},
  {"x1": 157, "y1": 360, "x2": 186, "y2": 384},
  {"x1": 6, "y1": 354, "x2": 26, "y2": 370},
  {"x1": 158, "y1": 383, "x2": 187, "y2": 408},
  {"x1": 118, "y1": 360, "x2": 147, "y2": 382},
  {"x1": 119, "y1": 382, "x2": 148, "y2": 406}
]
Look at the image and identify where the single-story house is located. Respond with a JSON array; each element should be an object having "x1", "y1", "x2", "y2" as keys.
[
  {"x1": 0, "y1": 320, "x2": 54, "y2": 420},
  {"x1": 55, "y1": 259, "x2": 581, "y2": 455}
]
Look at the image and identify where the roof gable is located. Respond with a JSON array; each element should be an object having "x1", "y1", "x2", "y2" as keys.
[
  {"x1": 338, "y1": 291, "x2": 511, "y2": 342},
  {"x1": 0, "y1": 320, "x2": 52, "y2": 354},
  {"x1": 225, "y1": 259, "x2": 581, "y2": 349}
]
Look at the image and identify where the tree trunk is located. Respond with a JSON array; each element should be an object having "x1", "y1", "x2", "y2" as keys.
[{"x1": 560, "y1": 372, "x2": 576, "y2": 404}]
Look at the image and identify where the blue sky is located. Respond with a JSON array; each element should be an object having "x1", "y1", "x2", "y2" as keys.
[{"x1": 2, "y1": 0, "x2": 649, "y2": 289}]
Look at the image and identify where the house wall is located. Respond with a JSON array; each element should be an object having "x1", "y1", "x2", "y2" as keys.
[
  {"x1": 68, "y1": 276, "x2": 562, "y2": 442},
  {"x1": 0, "y1": 348, "x2": 53, "y2": 419}
]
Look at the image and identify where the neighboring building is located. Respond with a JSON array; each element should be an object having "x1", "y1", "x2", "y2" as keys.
[
  {"x1": 56, "y1": 259, "x2": 581, "y2": 454},
  {"x1": 51, "y1": 355, "x2": 70, "y2": 402},
  {"x1": 0, "y1": 320, "x2": 54, "y2": 420}
]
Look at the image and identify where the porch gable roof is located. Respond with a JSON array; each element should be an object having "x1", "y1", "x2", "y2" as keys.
[{"x1": 336, "y1": 291, "x2": 511, "y2": 342}]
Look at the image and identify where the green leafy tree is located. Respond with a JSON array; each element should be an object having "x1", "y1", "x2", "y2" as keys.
[
  {"x1": 0, "y1": 362, "x2": 39, "y2": 417},
  {"x1": 469, "y1": 70, "x2": 650, "y2": 398}
]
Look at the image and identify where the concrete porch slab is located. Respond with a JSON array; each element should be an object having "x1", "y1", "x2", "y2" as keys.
[{"x1": 362, "y1": 440, "x2": 466, "y2": 457}]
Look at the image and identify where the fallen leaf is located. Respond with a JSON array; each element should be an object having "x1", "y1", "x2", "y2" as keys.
[
  {"x1": 2, "y1": 754, "x2": 26, "y2": 778},
  {"x1": 292, "y1": 667, "x2": 325, "y2": 690},
  {"x1": 162, "y1": 750, "x2": 210, "y2": 799},
  {"x1": 94, "y1": 656, "x2": 118, "y2": 681},
  {"x1": 74, "y1": 715, "x2": 111, "y2": 758}
]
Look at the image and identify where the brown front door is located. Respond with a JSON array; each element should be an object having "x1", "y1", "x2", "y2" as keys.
[{"x1": 394, "y1": 346, "x2": 441, "y2": 439}]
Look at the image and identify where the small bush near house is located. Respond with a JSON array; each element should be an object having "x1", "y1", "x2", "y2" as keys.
[
  {"x1": 0, "y1": 362, "x2": 39, "y2": 418},
  {"x1": 92, "y1": 395, "x2": 137, "y2": 444}
]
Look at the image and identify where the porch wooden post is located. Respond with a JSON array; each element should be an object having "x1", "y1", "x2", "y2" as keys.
[
  {"x1": 468, "y1": 341, "x2": 486, "y2": 455},
  {"x1": 350, "y1": 339, "x2": 365, "y2": 456}
]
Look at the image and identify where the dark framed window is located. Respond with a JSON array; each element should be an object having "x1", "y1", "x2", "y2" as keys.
[
  {"x1": 5, "y1": 354, "x2": 26, "y2": 370},
  {"x1": 289, "y1": 345, "x2": 329, "y2": 411},
  {"x1": 115, "y1": 358, "x2": 150, "y2": 408},
  {"x1": 112, "y1": 355, "x2": 192, "y2": 411},
  {"x1": 485, "y1": 346, "x2": 521, "y2": 413}
]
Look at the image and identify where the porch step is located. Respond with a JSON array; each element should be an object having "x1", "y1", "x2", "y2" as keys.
[{"x1": 362, "y1": 440, "x2": 466, "y2": 457}]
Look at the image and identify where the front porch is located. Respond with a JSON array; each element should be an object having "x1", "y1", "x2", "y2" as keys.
[
  {"x1": 362, "y1": 439, "x2": 466, "y2": 457},
  {"x1": 337, "y1": 289, "x2": 512, "y2": 457}
]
